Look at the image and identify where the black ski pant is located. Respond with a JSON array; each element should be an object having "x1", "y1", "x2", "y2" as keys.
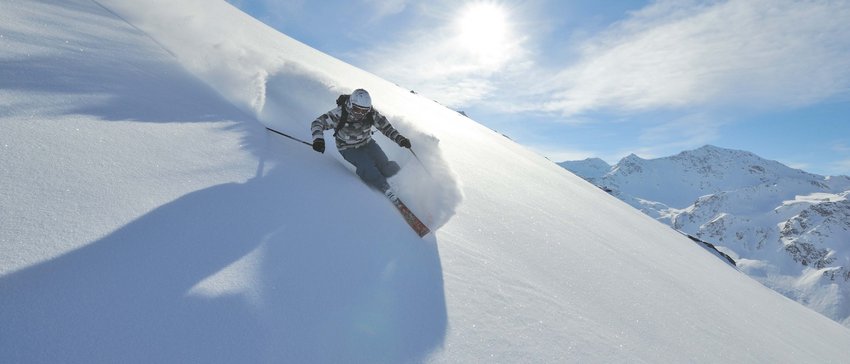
[{"x1": 340, "y1": 140, "x2": 400, "y2": 193}]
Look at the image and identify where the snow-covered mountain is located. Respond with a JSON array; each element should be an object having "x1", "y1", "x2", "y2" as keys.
[
  {"x1": 557, "y1": 157, "x2": 611, "y2": 182},
  {"x1": 561, "y1": 145, "x2": 850, "y2": 328},
  {"x1": 3, "y1": 1, "x2": 850, "y2": 362}
]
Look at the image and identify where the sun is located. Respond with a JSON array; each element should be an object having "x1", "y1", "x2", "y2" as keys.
[{"x1": 455, "y1": 2, "x2": 510, "y2": 55}]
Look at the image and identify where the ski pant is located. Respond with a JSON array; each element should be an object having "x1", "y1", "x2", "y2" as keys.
[{"x1": 339, "y1": 139, "x2": 400, "y2": 193}]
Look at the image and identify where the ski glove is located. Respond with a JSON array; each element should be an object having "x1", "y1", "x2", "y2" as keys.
[
  {"x1": 312, "y1": 138, "x2": 325, "y2": 153},
  {"x1": 397, "y1": 136, "x2": 411, "y2": 149}
]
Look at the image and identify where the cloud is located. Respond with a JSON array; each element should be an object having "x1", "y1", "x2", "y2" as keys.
[
  {"x1": 362, "y1": 0, "x2": 408, "y2": 19},
  {"x1": 832, "y1": 143, "x2": 850, "y2": 153},
  {"x1": 533, "y1": 0, "x2": 850, "y2": 116},
  {"x1": 352, "y1": 0, "x2": 850, "y2": 120},
  {"x1": 519, "y1": 114, "x2": 720, "y2": 163},
  {"x1": 828, "y1": 143, "x2": 850, "y2": 176},
  {"x1": 352, "y1": 2, "x2": 533, "y2": 108},
  {"x1": 827, "y1": 159, "x2": 850, "y2": 176},
  {"x1": 638, "y1": 113, "x2": 722, "y2": 150}
]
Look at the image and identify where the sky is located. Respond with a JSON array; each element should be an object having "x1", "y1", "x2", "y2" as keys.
[{"x1": 225, "y1": 0, "x2": 850, "y2": 176}]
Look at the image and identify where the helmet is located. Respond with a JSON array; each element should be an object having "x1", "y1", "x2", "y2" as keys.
[
  {"x1": 348, "y1": 89, "x2": 372, "y2": 109},
  {"x1": 346, "y1": 89, "x2": 372, "y2": 119}
]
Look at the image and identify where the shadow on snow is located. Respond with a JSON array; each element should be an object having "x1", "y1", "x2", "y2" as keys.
[{"x1": 0, "y1": 137, "x2": 447, "y2": 363}]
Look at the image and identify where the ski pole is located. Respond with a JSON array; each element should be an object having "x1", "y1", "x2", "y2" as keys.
[
  {"x1": 265, "y1": 127, "x2": 313, "y2": 147},
  {"x1": 409, "y1": 148, "x2": 433, "y2": 177}
]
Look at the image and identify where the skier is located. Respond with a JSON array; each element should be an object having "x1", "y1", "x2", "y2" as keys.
[{"x1": 310, "y1": 88, "x2": 411, "y2": 201}]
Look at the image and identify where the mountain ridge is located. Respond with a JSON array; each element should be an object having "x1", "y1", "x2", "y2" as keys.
[{"x1": 561, "y1": 144, "x2": 850, "y2": 327}]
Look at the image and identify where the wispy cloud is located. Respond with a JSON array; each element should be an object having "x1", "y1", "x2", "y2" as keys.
[
  {"x1": 538, "y1": 0, "x2": 850, "y2": 116},
  {"x1": 635, "y1": 113, "x2": 723, "y2": 154},
  {"x1": 828, "y1": 143, "x2": 850, "y2": 176},
  {"x1": 352, "y1": 2, "x2": 534, "y2": 108},
  {"x1": 362, "y1": 0, "x2": 408, "y2": 19},
  {"x1": 832, "y1": 142, "x2": 850, "y2": 153},
  {"x1": 355, "y1": 0, "x2": 850, "y2": 119},
  {"x1": 828, "y1": 159, "x2": 850, "y2": 176}
]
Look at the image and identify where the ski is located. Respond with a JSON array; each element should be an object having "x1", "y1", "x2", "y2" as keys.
[{"x1": 390, "y1": 197, "x2": 431, "y2": 237}]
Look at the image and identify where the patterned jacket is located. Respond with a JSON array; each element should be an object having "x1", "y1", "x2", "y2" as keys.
[{"x1": 311, "y1": 106, "x2": 405, "y2": 150}]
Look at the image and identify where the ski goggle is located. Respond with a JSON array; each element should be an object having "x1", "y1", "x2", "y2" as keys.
[{"x1": 350, "y1": 104, "x2": 371, "y2": 117}]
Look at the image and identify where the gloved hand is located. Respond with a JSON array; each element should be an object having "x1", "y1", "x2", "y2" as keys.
[
  {"x1": 397, "y1": 136, "x2": 411, "y2": 149},
  {"x1": 312, "y1": 138, "x2": 325, "y2": 153}
]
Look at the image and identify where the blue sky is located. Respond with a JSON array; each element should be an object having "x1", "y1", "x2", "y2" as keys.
[{"x1": 227, "y1": 0, "x2": 850, "y2": 176}]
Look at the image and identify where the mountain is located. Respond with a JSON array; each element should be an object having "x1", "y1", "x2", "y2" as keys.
[
  {"x1": 3, "y1": 1, "x2": 850, "y2": 363},
  {"x1": 557, "y1": 158, "x2": 611, "y2": 183},
  {"x1": 561, "y1": 145, "x2": 850, "y2": 328}
]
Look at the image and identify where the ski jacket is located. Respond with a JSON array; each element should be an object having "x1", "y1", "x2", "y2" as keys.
[{"x1": 311, "y1": 106, "x2": 405, "y2": 151}]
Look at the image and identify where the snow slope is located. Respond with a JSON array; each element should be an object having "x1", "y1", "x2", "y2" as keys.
[{"x1": 2, "y1": 0, "x2": 850, "y2": 363}]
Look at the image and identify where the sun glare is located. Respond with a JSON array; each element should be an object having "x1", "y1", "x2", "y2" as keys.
[{"x1": 456, "y1": 2, "x2": 509, "y2": 55}]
